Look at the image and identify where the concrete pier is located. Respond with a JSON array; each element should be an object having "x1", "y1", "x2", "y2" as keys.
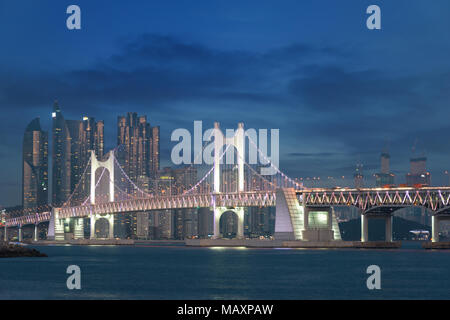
[
  {"x1": 90, "y1": 214, "x2": 114, "y2": 240},
  {"x1": 33, "y1": 224, "x2": 38, "y2": 242},
  {"x1": 361, "y1": 214, "x2": 368, "y2": 242},
  {"x1": 385, "y1": 216, "x2": 393, "y2": 242},
  {"x1": 74, "y1": 218, "x2": 84, "y2": 239},
  {"x1": 432, "y1": 216, "x2": 439, "y2": 242},
  {"x1": 423, "y1": 242, "x2": 450, "y2": 249}
]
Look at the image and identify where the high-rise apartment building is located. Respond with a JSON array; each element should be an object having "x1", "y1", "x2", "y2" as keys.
[
  {"x1": 374, "y1": 152, "x2": 395, "y2": 187},
  {"x1": 23, "y1": 118, "x2": 48, "y2": 209},
  {"x1": 171, "y1": 166, "x2": 198, "y2": 239},
  {"x1": 52, "y1": 101, "x2": 71, "y2": 206},
  {"x1": 198, "y1": 208, "x2": 213, "y2": 238},
  {"x1": 406, "y1": 156, "x2": 431, "y2": 186},
  {"x1": 135, "y1": 175, "x2": 150, "y2": 239},
  {"x1": 114, "y1": 111, "x2": 161, "y2": 238},
  {"x1": 144, "y1": 166, "x2": 198, "y2": 240},
  {"x1": 151, "y1": 126, "x2": 160, "y2": 178},
  {"x1": 117, "y1": 113, "x2": 160, "y2": 182}
]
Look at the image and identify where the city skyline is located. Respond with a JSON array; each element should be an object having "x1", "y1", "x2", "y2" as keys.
[
  {"x1": 7, "y1": 102, "x2": 446, "y2": 209},
  {"x1": 10, "y1": 107, "x2": 444, "y2": 241},
  {"x1": 2, "y1": 1, "x2": 450, "y2": 207}
]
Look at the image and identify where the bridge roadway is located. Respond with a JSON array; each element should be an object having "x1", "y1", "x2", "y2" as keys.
[
  {"x1": 5, "y1": 187, "x2": 450, "y2": 227},
  {"x1": 299, "y1": 186, "x2": 450, "y2": 214},
  {"x1": 5, "y1": 191, "x2": 276, "y2": 227},
  {"x1": 4, "y1": 187, "x2": 450, "y2": 243}
]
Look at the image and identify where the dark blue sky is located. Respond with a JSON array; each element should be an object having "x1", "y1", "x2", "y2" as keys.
[{"x1": 1, "y1": 0, "x2": 450, "y2": 206}]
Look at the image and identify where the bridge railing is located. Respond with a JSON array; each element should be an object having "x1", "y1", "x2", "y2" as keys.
[
  {"x1": 6, "y1": 187, "x2": 450, "y2": 227},
  {"x1": 298, "y1": 187, "x2": 450, "y2": 212},
  {"x1": 5, "y1": 211, "x2": 52, "y2": 227},
  {"x1": 58, "y1": 190, "x2": 277, "y2": 218}
]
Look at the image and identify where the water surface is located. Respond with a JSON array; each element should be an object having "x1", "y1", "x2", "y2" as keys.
[{"x1": 0, "y1": 242, "x2": 448, "y2": 299}]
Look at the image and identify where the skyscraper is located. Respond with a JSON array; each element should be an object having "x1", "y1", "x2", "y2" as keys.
[
  {"x1": 117, "y1": 113, "x2": 160, "y2": 182},
  {"x1": 354, "y1": 161, "x2": 364, "y2": 189},
  {"x1": 151, "y1": 126, "x2": 160, "y2": 178},
  {"x1": 23, "y1": 118, "x2": 48, "y2": 209},
  {"x1": 116, "y1": 113, "x2": 160, "y2": 238},
  {"x1": 52, "y1": 101, "x2": 104, "y2": 206},
  {"x1": 66, "y1": 117, "x2": 104, "y2": 203},
  {"x1": 406, "y1": 156, "x2": 431, "y2": 186},
  {"x1": 374, "y1": 152, "x2": 395, "y2": 187},
  {"x1": 172, "y1": 166, "x2": 197, "y2": 194},
  {"x1": 52, "y1": 101, "x2": 71, "y2": 206}
]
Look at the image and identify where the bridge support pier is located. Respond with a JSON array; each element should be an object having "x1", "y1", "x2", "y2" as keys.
[
  {"x1": 18, "y1": 226, "x2": 22, "y2": 242},
  {"x1": 432, "y1": 215, "x2": 440, "y2": 243},
  {"x1": 213, "y1": 207, "x2": 244, "y2": 239},
  {"x1": 54, "y1": 210, "x2": 66, "y2": 241},
  {"x1": 385, "y1": 216, "x2": 393, "y2": 242},
  {"x1": 74, "y1": 218, "x2": 84, "y2": 239},
  {"x1": 236, "y1": 208, "x2": 244, "y2": 239},
  {"x1": 90, "y1": 214, "x2": 114, "y2": 239},
  {"x1": 274, "y1": 188, "x2": 303, "y2": 240},
  {"x1": 90, "y1": 215, "x2": 95, "y2": 239},
  {"x1": 361, "y1": 214, "x2": 368, "y2": 242},
  {"x1": 213, "y1": 210, "x2": 220, "y2": 239},
  {"x1": 362, "y1": 214, "x2": 394, "y2": 242},
  {"x1": 33, "y1": 224, "x2": 38, "y2": 242}
]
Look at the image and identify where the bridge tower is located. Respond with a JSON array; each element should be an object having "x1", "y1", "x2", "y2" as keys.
[
  {"x1": 212, "y1": 122, "x2": 245, "y2": 239},
  {"x1": 90, "y1": 150, "x2": 115, "y2": 204},
  {"x1": 89, "y1": 150, "x2": 115, "y2": 239}
]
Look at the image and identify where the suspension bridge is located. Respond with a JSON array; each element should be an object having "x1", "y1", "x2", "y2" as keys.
[{"x1": 2, "y1": 123, "x2": 450, "y2": 243}]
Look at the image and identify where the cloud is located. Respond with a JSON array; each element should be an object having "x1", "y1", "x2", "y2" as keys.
[{"x1": 2, "y1": 32, "x2": 450, "y2": 205}]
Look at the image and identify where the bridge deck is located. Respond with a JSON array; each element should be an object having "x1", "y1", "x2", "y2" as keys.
[{"x1": 5, "y1": 187, "x2": 450, "y2": 227}]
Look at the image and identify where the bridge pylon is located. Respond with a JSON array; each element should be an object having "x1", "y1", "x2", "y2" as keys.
[
  {"x1": 90, "y1": 150, "x2": 115, "y2": 204},
  {"x1": 89, "y1": 150, "x2": 115, "y2": 239},
  {"x1": 211, "y1": 122, "x2": 245, "y2": 239},
  {"x1": 212, "y1": 122, "x2": 244, "y2": 193}
]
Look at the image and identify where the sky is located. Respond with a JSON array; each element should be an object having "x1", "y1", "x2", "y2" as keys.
[{"x1": 1, "y1": 0, "x2": 450, "y2": 207}]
